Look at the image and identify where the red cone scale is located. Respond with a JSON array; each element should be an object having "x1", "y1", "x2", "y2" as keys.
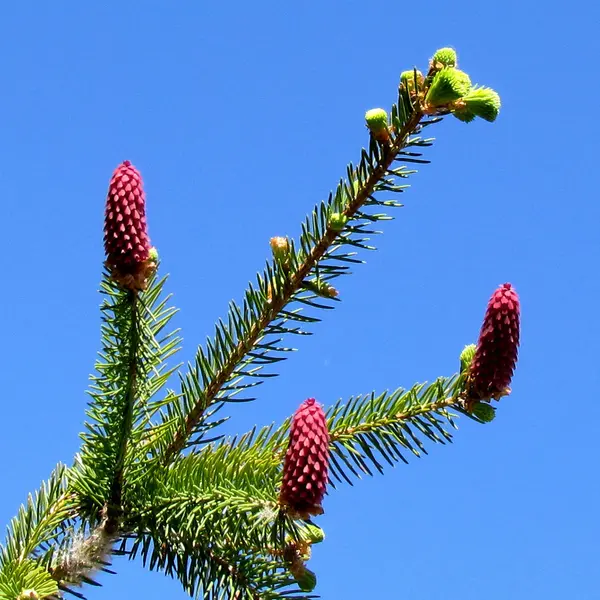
[
  {"x1": 280, "y1": 398, "x2": 330, "y2": 518},
  {"x1": 104, "y1": 160, "x2": 153, "y2": 289},
  {"x1": 470, "y1": 283, "x2": 520, "y2": 400}
]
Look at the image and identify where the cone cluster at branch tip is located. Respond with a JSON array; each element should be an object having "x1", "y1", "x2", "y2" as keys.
[
  {"x1": 280, "y1": 398, "x2": 330, "y2": 519},
  {"x1": 469, "y1": 283, "x2": 520, "y2": 401},
  {"x1": 394, "y1": 48, "x2": 501, "y2": 123},
  {"x1": 104, "y1": 160, "x2": 156, "y2": 290}
]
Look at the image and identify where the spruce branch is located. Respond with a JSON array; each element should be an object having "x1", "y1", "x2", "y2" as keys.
[
  {"x1": 213, "y1": 374, "x2": 470, "y2": 490},
  {"x1": 325, "y1": 376, "x2": 462, "y2": 484},
  {"x1": 121, "y1": 528, "x2": 313, "y2": 600},
  {"x1": 159, "y1": 91, "x2": 430, "y2": 463},
  {"x1": 0, "y1": 466, "x2": 77, "y2": 569},
  {"x1": 73, "y1": 271, "x2": 180, "y2": 528}
]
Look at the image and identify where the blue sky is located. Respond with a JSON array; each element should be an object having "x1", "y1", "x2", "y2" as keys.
[{"x1": 1, "y1": 1, "x2": 599, "y2": 599}]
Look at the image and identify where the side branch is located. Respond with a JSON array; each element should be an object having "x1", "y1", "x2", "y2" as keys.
[
  {"x1": 163, "y1": 109, "x2": 424, "y2": 462},
  {"x1": 104, "y1": 292, "x2": 141, "y2": 532}
]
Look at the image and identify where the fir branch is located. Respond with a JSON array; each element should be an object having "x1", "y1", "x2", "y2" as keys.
[
  {"x1": 0, "y1": 465, "x2": 77, "y2": 569},
  {"x1": 74, "y1": 272, "x2": 180, "y2": 527},
  {"x1": 105, "y1": 289, "x2": 140, "y2": 524},
  {"x1": 325, "y1": 376, "x2": 462, "y2": 484},
  {"x1": 122, "y1": 528, "x2": 312, "y2": 600},
  {"x1": 125, "y1": 448, "x2": 289, "y2": 554},
  {"x1": 0, "y1": 465, "x2": 80, "y2": 600},
  {"x1": 160, "y1": 88, "x2": 431, "y2": 462},
  {"x1": 219, "y1": 374, "x2": 468, "y2": 488}
]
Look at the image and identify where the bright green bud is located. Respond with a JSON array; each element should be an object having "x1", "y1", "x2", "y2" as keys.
[
  {"x1": 432, "y1": 47, "x2": 457, "y2": 68},
  {"x1": 400, "y1": 69, "x2": 424, "y2": 90},
  {"x1": 329, "y1": 212, "x2": 348, "y2": 231},
  {"x1": 302, "y1": 523, "x2": 325, "y2": 544},
  {"x1": 295, "y1": 566, "x2": 317, "y2": 592},
  {"x1": 463, "y1": 87, "x2": 501, "y2": 122},
  {"x1": 365, "y1": 108, "x2": 389, "y2": 140},
  {"x1": 426, "y1": 68, "x2": 472, "y2": 106},
  {"x1": 148, "y1": 247, "x2": 159, "y2": 262},
  {"x1": 452, "y1": 106, "x2": 476, "y2": 123},
  {"x1": 460, "y1": 344, "x2": 477, "y2": 373},
  {"x1": 471, "y1": 401, "x2": 496, "y2": 423}
]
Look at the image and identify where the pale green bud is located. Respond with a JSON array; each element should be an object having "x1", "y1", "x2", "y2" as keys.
[
  {"x1": 460, "y1": 343, "x2": 477, "y2": 373},
  {"x1": 329, "y1": 212, "x2": 348, "y2": 231},
  {"x1": 426, "y1": 68, "x2": 472, "y2": 106},
  {"x1": 463, "y1": 87, "x2": 501, "y2": 122},
  {"x1": 432, "y1": 47, "x2": 458, "y2": 68},
  {"x1": 365, "y1": 108, "x2": 389, "y2": 140},
  {"x1": 471, "y1": 401, "x2": 496, "y2": 423}
]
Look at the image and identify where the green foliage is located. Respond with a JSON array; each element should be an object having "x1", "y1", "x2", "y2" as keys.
[
  {"x1": 0, "y1": 465, "x2": 75, "y2": 572},
  {"x1": 154, "y1": 71, "x2": 441, "y2": 462},
  {"x1": 73, "y1": 272, "x2": 180, "y2": 517},
  {"x1": 0, "y1": 560, "x2": 58, "y2": 600},
  {"x1": 326, "y1": 377, "x2": 461, "y2": 484}
]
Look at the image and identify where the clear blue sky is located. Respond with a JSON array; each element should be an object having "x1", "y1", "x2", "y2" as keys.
[{"x1": 1, "y1": 2, "x2": 598, "y2": 599}]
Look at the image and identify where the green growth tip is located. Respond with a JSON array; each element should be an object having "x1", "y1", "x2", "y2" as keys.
[
  {"x1": 460, "y1": 343, "x2": 477, "y2": 373},
  {"x1": 365, "y1": 108, "x2": 388, "y2": 133},
  {"x1": 296, "y1": 566, "x2": 317, "y2": 592},
  {"x1": 400, "y1": 69, "x2": 424, "y2": 90},
  {"x1": 304, "y1": 523, "x2": 325, "y2": 544},
  {"x1": 452, "y1": 106, "x2": 477, "y2": 123},
  {"x1": 463, "y1": 87, "x2": 501, "y2": 122},
  {"x1": 432, "y1": 47, "x2": 458, "y2": 68},
  {"x1": 329, "y1": 212, "x2": 348, "y2": 231},
  {"x1": 426, "y1": 68, "x2": 472, "y2": 106},
  {"x1": 471, "y1": 402, "x2": 496, "y2": 423}
]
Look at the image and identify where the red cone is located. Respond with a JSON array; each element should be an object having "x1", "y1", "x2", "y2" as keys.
[
  {"x1": 280, "y1": 398, "x2": 330, "y2": 518},
  {"x1": 470, "y1": 283, "x2": 520, "y2": 400},
  {"x1": 104, "y1": 160, "x2": 153, "y2": 290}
]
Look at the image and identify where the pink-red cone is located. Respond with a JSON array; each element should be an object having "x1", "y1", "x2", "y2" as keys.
[
  {"x1": 104, "y1": 160, "x2": 154, "y2": 290},
  {"x1": 469, "y1": 283, "x2": 520, "y2": 400},
  {"x1": 280, "y1": 398, "x2": 330, "y2": 518}
]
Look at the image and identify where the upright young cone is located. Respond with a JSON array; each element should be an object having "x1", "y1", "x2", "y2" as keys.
[
  {"x1": 469, "y1": 283, "x2": 520, "y2": 400},
  {"x1": 280, "y1": 398, "x2": 330, "y2": 519},
  {"x1": 103, "y1": 160, "x2": 154, "y2": 290}
]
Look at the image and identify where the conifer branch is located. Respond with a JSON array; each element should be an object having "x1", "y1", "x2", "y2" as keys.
[
  {"x1": 213, "y1": 375, "x2": 469, "y2": 487},
  {"x1": 122, "y1": 528, "x2": 310, "y2": 600},
  {"x1": 104, "y1": 291, "x2": 140, "y2": 529},
  {"x1": 161, "y1": 108, "x2": 426, "y2": 463},
  {"x1": 0, "y1": 465, "x2": 77, "y2": 569}
]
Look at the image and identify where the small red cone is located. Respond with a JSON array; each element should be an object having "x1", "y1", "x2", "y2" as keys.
[
  {"x1": 103, "y1": 160, "x2": 154, "y2": 290},
  {"x1": 280, "y1": 398, "x2": 330, "y2": 519},
  {"x1": 469, "y1": 283, "x2": 520, "y2": 400}
]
